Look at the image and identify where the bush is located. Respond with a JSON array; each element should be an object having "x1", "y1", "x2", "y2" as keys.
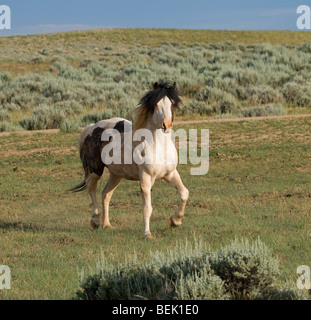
[
  {"x1": 298, "y1": 41, "x2": 311, "y2": 53},
  {"x1": 238, "y1": 104, "x2": 286, "y2": 117},
  {"x1": 176, "y1": 271, "x2": 229, "y2": 300},
  {"x1": 59, "y1": 119, "x2": 80, "y2": 133},
  {"x1": 75, "y1": 238, "x2": 307, "y2": 300},
  {"x1": 0, "y1": 122, "x2": 23, "y2": 132},
  {"x1": 0, "y1": 110, "x2": 10, "y2": 122},
  {"x1": 20, "y1": 105, "x2": 66, "y2": 130},
  {"x1": 255, "y1": 285, "x2": 309, "y2": 300},
  {"x1": 213, "y1": 93, "x2": 237, "y2": 114},
  {"x1": 209, "y1": 238, "x2": 280, "y2": 299},
  {"x1": 283, "y1": 82, "x2": 302, "y2": 106},
  {"x1": 248, "y1": 86, "x2": 282, "y2": 105},
  {"x1": 181, "y1": 101, "x2": 213, "y2": 116}
]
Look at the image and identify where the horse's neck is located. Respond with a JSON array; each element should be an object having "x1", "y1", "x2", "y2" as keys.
[
  {"x1": 144, "y1": 120, "x2": 159, "y2": 137},
  {"x1": 133, "y1": 115, "x2": 174, "y2": 148}
]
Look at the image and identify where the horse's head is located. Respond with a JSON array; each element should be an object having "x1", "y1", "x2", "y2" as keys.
[{"x1": 135, "y1": 82, "x2": 182, "y2": 133}]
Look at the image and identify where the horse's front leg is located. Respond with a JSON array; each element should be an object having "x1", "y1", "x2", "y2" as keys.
[
  {"x1": 140, "y1": 172, "x2": 154, "y2": 239},
  {"x1": 164, "y1": 169, "x2": 189, "y2": 227}
]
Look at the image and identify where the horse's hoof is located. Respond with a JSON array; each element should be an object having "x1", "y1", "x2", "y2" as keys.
[
  {"x1": 90, "y1": 219, "x2": 99, "y2": 229},
  {"x1": 102, "y1": 224, "x2": 114, "y2": 230},
  {"x1": 169, "y1": 217, "x2": 182, "y2": 228},
  {"x1": 145, "y1": 234, "x2": 154, "y2": 240}
]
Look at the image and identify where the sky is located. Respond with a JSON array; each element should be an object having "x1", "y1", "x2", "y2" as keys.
[{"x1": 0, "y1": 0, "x2": 309, "y2": 36}]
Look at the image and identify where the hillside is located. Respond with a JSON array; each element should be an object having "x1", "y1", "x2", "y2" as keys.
[{"x1": 1, "y1": 28, "x2": 311, "y2": 132}]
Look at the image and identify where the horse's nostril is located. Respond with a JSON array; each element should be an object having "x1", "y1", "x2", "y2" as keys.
[{"x1": 162, "y1": 122, "x2": 167, "y2": 130}]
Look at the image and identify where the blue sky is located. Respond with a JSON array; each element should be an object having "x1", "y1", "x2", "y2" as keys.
[{"x1": 0, "y1": 0, "x2": 309, "y2": 36}]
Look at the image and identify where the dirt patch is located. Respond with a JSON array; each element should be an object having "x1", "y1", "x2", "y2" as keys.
[
  {"x1": 0, "y1": 114, "x2": 310, "y2": 137},
  {"x1": 2, "y1": 146, "x2": 77, "y2": 158}
]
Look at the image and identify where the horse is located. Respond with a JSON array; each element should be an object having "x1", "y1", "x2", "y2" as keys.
[{"x1": 71, "y1": 82, "x2": 189, "y2": 239}]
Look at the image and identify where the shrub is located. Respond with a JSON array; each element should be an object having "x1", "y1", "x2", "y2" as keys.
[
  {"x1": 0, "y1": 122, "x2": 23, "y2": 132},
  {"x1": 298, "y1": 41, "x2": 311, "y2": 53},
  {"x1": 0, "y1": 71, "x2": 12, "y2": 83},
  {"x1": 54, "y1": 100, "x2": 83, "y2": 116},
  {"x1": 75, "y1": 238, "x2": 306, "y2": 301},
  {"x1": 193, "y1": 86, "x2": 224, "y2": 105},
  {"x1": 209, "y1": 238, "x2": 280, "y2": 299},
  {"x1": 283, "y1": 82, "x2": 302, "y2": 106},
  {"x1": 59, "y1": 119, "x2": 80, "y2": 133},
  {"x1": 182, "y1": 101, "x2": 213, "y2": 116},
  {"x1": 238, "y1": 104, "x2": 286, "y2": 117},
  {"x1": 0, "y1": 110, "x2": 10, "y2": 122},
  {"x1": 177, "y1": 270, "x2": 229, "y2": 300},
  {"x1": 76, "y1": 261, "x2": 172, "y2": 300},
  {"x1": 255, "y1": 285, "x2": 309, "y2": 300},
  {"x1": 222, "y1": 68, "x2": 263, "y2": 87},
  {"x1": 193, "y1": 86, "x2": 212, "y2": 102},
  {"x1": 20, "y1": 105, "x2": 66, "y2": 130},
  {"x1": 213, "y1": 93, "x2": 237, "y2": 114},
  {"x1": 248, "y1": 86, "x2": 282, "y2": 105}
]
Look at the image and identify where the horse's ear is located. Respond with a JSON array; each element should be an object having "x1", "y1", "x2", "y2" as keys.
[
  {"x1": 153, "y1": 82, "x2": 159, "y2": 90},
  {"x1": 171, "y1": 82, "x2": 176, "y2": 90}
]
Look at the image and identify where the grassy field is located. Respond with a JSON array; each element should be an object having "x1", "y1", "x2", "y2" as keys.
[
  {"x1": 0, "y1": 115, "x2": 310, "y2": 299},
  {"x1": 2, "y1": 28, "x2": 311, "y2": 48}
]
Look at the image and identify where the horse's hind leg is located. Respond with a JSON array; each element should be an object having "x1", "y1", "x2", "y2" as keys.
[
  {"x1": 164, "y1": 170, "x2": 189, "y2": 227},
  {"x1": 86, "y1": 173, "x2": 101, "y2": 229},
  {"x1": 101, "y1": 172, "x2": 121, "y2": 229}
]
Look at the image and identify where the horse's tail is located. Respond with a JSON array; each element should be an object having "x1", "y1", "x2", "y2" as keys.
[
  {"x1": 70, "y1": 181, "x2": 86, "y2": 193},
  {"x1": 69, "y1": 124, "x2": 94, "y2": 193}
]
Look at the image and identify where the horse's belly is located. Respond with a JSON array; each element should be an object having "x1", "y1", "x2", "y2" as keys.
[
  {"x1": 143, "y1": 163, "x2": 177, "y2": 179},
  {"x1": 107, "y1": 163, "x2": 140, "y2": 181}
]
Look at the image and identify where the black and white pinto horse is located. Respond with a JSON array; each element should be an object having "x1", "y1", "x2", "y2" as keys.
[{"x1": 71, "y1": 82, "x2": 189, "y2": 239}]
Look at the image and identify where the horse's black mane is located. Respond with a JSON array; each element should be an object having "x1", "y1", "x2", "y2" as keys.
[{"x1": 138, "y1": 82, "x2": 182, "y2": 112}]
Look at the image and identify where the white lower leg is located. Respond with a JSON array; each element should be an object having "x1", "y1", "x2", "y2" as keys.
[
  {"x1": 164, "y1": 170, "x2": 189, "y2": 228},
  {"x1": 101, "y1": 173, "x2": 121, "y2": 229},
  {"x1": 170, "y1": 188, "x2": 189, "y2": 226},
  {"x1": 143, "y1": 203, "x2": 153, "y2": 238},
  {"x1": 86, "y1": 173, "x2": 100, "y2": 229},
  {"x1": 140, "y1": 173, "x2": 153, "y2": 239},
  {"x1": 102, "y1": 196, "x2": 113, "y2": 228}
]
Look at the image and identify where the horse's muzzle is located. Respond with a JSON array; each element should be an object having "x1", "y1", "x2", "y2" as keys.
[{"x1": 162, "y1": 119, "x2": 173, "y2": 132}]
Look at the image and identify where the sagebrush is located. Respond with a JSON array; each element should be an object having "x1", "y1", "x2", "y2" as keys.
[
  {"x1": 2, "y1": 38, "x2": 311, "y2": 131},
  {"x1": 75, "y1": 238, "x2": 308, "y2": 300}
]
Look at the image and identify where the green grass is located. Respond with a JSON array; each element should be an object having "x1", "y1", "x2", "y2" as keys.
[{"x1": 0, "y1": 116, "x2": 310, "y2": 299}]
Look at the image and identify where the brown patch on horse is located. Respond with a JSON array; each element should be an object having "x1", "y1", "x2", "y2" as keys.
[
  {"x1": 113, "y1": 120, "x2": 126, "y2": 133},
  {"x1": 80, "y1": 120, "x2": 127, "y2": 179},
  {"x1": 80, "y1": 127, "x2": 106, "y2": 178}
]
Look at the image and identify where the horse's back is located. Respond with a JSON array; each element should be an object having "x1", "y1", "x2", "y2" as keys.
[{"x1": 79, "y1": 118, "x2": 131, "y2": 148}]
